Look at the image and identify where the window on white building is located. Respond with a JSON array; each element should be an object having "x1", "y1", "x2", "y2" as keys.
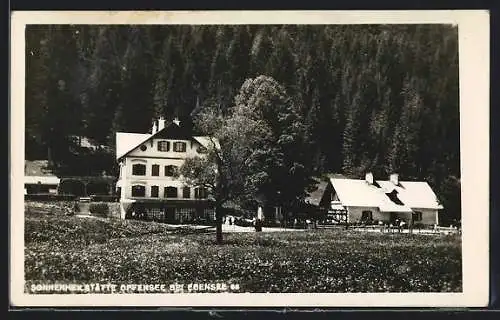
[
  {"x1": 203, "y1": 208, "x2": 215, "y2": 220},
  {"x1": 173, "y1": 141, "x2": 186, "y2": 152},
  {"x1": 150, "y1": 185, "x2": 159, "y2": 198},
  {"x1": 165, "y1": 165, "x2": 177, "y2": 177},
  {"x1": 131, "y1": 185, "x2": 146, "y2": 197},
  {"x1": 132, "y1": 164, "x2": 146, "y2": 176},
  {"x1": 164, "y1": 186, "x2": 178, "y2": 198},
  {"x1": 151, "y1": 164, "x2": 160, "y2": 176},
  {"x1": 194, "y1": 187, "x2": 208, "y2": 199},
  {"x1": 158, "y1": 141, "x2": 170, "y2": 152},
  {"x1": 412, "y1": 211, "x2": 423, "y2": 222},
  {"x1": 182, "y1": 186, "x2": 191, "y2": 198},
  {"x1": 175, "y1": 208, "x2": 196, "y2": 222},
  {"x1": 361, "y1": 210, "x2": 373, "y2": 221}
]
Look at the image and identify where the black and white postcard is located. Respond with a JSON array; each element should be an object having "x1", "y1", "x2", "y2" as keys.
[{"x1": 10, "y1": 10, "x2": 490, "y2": 307}]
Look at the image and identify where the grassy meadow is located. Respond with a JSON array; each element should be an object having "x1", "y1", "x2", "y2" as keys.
[{"x1": 24, "y1": 207, "x2": 462, "y2": 293}]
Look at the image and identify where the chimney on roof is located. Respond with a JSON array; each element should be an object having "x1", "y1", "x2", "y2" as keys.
[
  {"x1": 390, "y1": 173, "x2": 399, "y2": 186},
  {"x1": 365, "y1": 172, "x2": 374, "y2": 185},
  {"x1": 158, "y1": 116, "x2": 166, "y2": 131},
  {"x1": 152, "y1": 120, "x2": 158, "y2": 134},
  {"x1": 173, "y1": 117, "x2": 181, "y2": 126}
]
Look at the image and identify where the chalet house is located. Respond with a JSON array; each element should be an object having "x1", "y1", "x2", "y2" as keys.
[
  {"x1": 318, "y1": 173, "x2": 443, "y2": 226},
  {"x1": 115, "y1": 117, "x2": 219, "y2": 223},
  {"x1": 24, "y1": 160, "x2": 60, "y2": 195}
]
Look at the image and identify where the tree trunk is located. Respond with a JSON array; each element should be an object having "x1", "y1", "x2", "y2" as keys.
[{"x1": 215, "y1": 204, "x2": 223, "y2": 244}]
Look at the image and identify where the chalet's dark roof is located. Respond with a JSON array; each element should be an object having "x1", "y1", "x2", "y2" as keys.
[{"x1": 116, "y1": 120, "x2": 219, "y2": 161}]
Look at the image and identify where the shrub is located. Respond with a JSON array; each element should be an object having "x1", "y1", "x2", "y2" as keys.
[
  {"x1": 89, "y1": 203, "x2": 109, "y2": 217},
  {"x1": 234, "y1": 217, "x2": 253, "y2": 227},
  {"x1": 262, "y1": 220, "x2": 281, "y2": 228},
  {"x1": 24, "y1": 194, "x2": 78, "y2": 201},
  {"x1": 413, "y1": 223, "x2": 427, "y2": 230},
  {"x1": 25, "y1": 200, "x2": 80, "y2": 216},
  {"x1": 90, "y1": 195, "x2": 119, "y2": 202}
]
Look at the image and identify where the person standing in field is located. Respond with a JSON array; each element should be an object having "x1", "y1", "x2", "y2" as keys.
[
  {"x1": 379, "y1": 220, "x2": 384, "y2": 233},
  {"x1": 399, "y1": 219, "x2": 406, "y2": 233}
]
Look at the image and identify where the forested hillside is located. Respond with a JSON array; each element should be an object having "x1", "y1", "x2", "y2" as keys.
[{"x1": 25, "y1": 24, "x2": 461, "y2": 220}]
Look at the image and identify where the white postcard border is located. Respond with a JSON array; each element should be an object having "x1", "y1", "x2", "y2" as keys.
[{"x1": 10, "y1": 10, "x2": 490, "y2": 307}]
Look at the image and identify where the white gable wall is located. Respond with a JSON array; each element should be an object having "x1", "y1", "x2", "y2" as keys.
[
  {"x1": 346, "y1": 206, "x2": 382, "y2": 223},
  {"x1": 411, "y1": 207, "x2": 439, "y2": 225},
  {"x1": 127, "y1": 137, "x2": 205, "y2": 159},
  {"x1": 346, "y1": 206, "x2": 438, "y2": 225}
]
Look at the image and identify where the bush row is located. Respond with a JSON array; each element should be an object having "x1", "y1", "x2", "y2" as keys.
[
  {"x1": 349, "y1": 220, "x2": 430, "y2": 229},
  {"x1": 24, "y1": 193, "x2": 119, "y2": 202},
  {"x1": 25, "y1": 194, "x2": 78, "y2": 201},
  {"x1": 25, "y1": 200, "x2": 80, "y2": 216},
  {"x1": 89, "y1": 195, "x2": 119, "y2": 202},
  {"x1": 89, "y1": 203, "x2": 110, "y2": 216}
]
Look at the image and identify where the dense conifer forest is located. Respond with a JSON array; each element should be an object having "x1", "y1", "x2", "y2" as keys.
[{"x1": 25, "y1": 24, "x2": 461, "y2": 221}]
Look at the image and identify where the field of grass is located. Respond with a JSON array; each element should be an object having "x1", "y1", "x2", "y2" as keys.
[{"x1": 25, "y1": 211, "x2": 462, "y2": 293}]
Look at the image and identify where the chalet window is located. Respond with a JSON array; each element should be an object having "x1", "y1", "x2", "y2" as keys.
[
  {"x1": 116, "y1": 187, "x2": 121, "y2": 198},
  {"x1": 361, "y1": 210, "x2": 373, "y2": 221},
  {"x1": 140, "y1": 145, "x2": 147, "y2": 151},
  {"x1": 412, "y1": 211, "x2": 423, "y2": 222},
  {"x1": 164, "y1": 165, "x2": 177, "y2": 177},
  {"x1": 132, "y1": 164, "x2": 146, "y2": 176},
  {"x1": 157, "y1": 141, "x2": 170, "y2": 152},
  {"x1": 173, "y1": 141, "x2": 186, "y2": 152},
  {"x1": 164, "y1": 186, "x2": 178, "y2": 198},
  {"x1": 150, "y1": 185, "x2": 159, "y2": 198},
  {"x1": 194, "y1": 187, "x2": 208, "y2": 199},
  {"x1": 182, "y1": 186, "x2": 191, "y2": 199},
  {"x1": 151, "y1": 164, "x2": 160, "y2": 176},
  {"x1": 131, "y1": 185, "x2": 145, "y2": 197}
]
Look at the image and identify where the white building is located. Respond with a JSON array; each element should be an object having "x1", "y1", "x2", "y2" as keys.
[
  {"x1": 24, "y1": 160, "x2": 60, "y2": 195},
  {"x1": 319, "y1": 173, "x2": 444, "y2": 226},
  {"x1": 115, "y1": 117, "x2": 219, "y2": 222}
]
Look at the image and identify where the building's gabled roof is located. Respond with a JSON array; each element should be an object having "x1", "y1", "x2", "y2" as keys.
[
  {"x1": 116, "y1": 132, "x2": 151, "y2": 160},
  {"x1": 329, "y1": 177, "x2": 442, "y2": 212},
  {"x1": 116, "y1": 121, "x2": 220, "y2": 161}
]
